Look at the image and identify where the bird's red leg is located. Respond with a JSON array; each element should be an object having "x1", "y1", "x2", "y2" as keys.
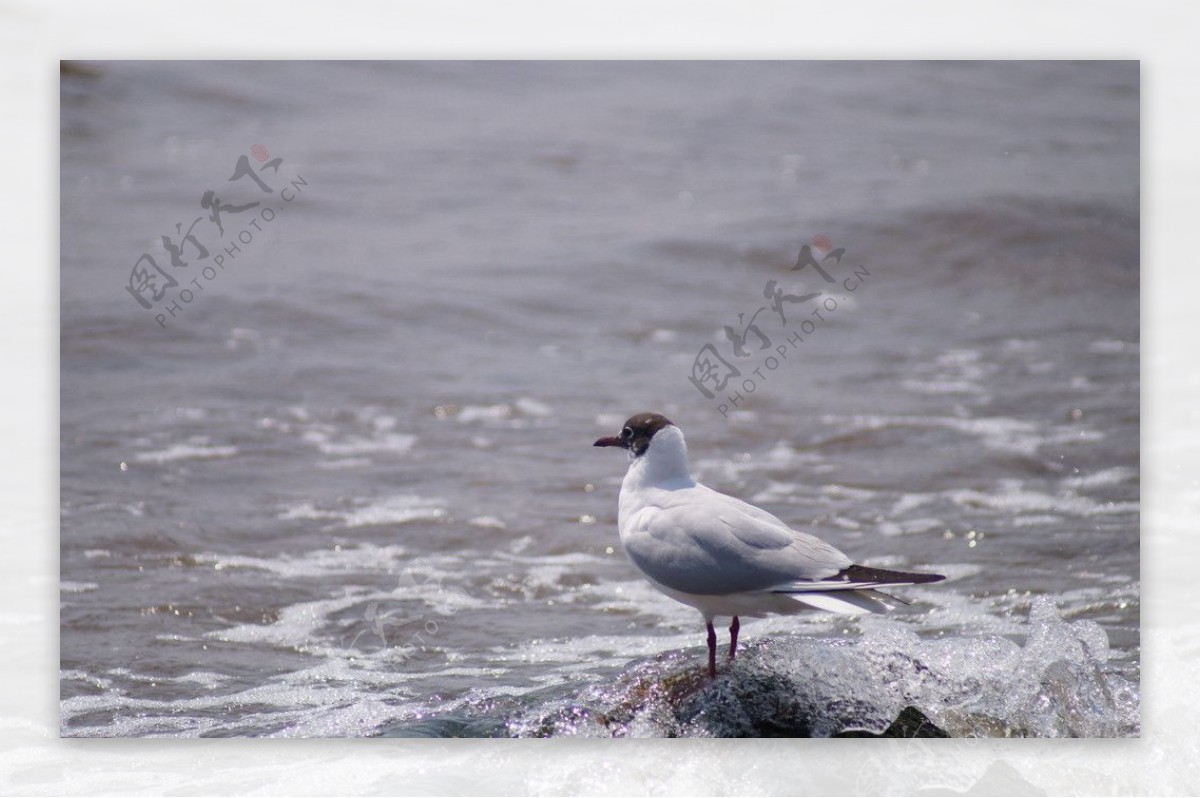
[
  {"x1": 706, "y1": 621, "x2": 717, "y2": 678},
  {"x1": 729, "y1": 616, "x2": 740, "y2": 661}
]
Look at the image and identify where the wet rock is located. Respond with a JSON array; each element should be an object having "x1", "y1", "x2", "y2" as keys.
[
  {"x1": 497, "y1": 646, "x2": 948, "y2": 738},
  {"x1": 381, "y1": 602, "x2": 1138, "y2": 738},
  {"x1": 833, "y1": 706, "x2": 949, "y2": 738}
]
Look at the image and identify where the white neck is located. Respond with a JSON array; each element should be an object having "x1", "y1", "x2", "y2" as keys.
[{"x1": 623, "y1": 425, "x2": 696, "y2": 490}]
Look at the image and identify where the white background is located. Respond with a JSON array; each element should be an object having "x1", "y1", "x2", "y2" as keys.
[{"x1": 3, "y1": 1, "x2": 1198, "y2": 794}]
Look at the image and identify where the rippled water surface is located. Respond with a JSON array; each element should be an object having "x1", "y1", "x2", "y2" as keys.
[{"x1": 60, "y1": 61, "x2": 1139, "y2": 737}]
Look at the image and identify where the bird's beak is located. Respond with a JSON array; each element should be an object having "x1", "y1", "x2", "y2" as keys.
[{"x1": 594, "y1": 435, "x2": 625, "y2": 448}]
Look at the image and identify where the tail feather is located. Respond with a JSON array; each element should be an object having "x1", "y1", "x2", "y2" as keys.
[
  {"x1": 775, "y1": 563, "x2": 945, "y2": 594},
  {"x1": 784, "y1": 590, "x2": 893, "y2": 615}
]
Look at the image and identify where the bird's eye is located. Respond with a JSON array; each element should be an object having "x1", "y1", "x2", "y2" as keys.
[{"x1": 621, "y1": 427, "x2": 633, "y2": 439}]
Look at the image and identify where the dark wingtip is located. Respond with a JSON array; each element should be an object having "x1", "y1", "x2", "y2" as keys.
[{"x1": 831, "y1": 564, "x2": 946, "y2": 585}]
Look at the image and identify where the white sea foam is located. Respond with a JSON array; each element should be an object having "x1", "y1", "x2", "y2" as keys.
[
  {"x1": 1089, "y1": 339, "x2": 1138, "y2": 355},
  {"x1": 1012, "y1": 514, "x2": 1063, "y2": 527},
  {"x1": 456, "y1": 397, "x2": 554, "y2": 424},
  {"x1": 514, "y1": 397, "x2": 553, "y2": 417},
  {"x1": 1062, "y1": 466, "x2": 1138, "y2": 490},
  {"x1": 458, "y1": 404, "x2": 513, "y2": 423},
  {"x1": 750, "y1": 481, "x2": 797, "y2": 503},
  {"x1": 821, "y1": 484, "x2": 876, "y2": 501},
  {"x1": 61, "y1": 664, "x2": 416, "y2": 737},
  {"x1": 195, "y1": 543, "x2": 411, "y2": 579},
  {"x1": 892, "y1": 493, "x2": 934, "y2": 515},
  {"x1": 342, "y1": 496, "x2": 447, "y2": 528},
  {"x1": 878, "y1": 517, "x2": 944, "y2": 537},
  {"x1": 302, "y1": 428, "x2": 417, "y2": 456},
  {"x1": 213, "y1": 594, "x2": 367, "y2": 649},
  {"x1": 948, "y1": 483, "x2": 1138, "y2": 516},
  {"x1": 276, "y1": 495, "x2": 447, "y2": 529},
  {"x1": 315, "y1": 457, "x2": 372, "y2": 470},
  {"x1": 134, "y1": 438, "x2": 238, "y2": 464}
]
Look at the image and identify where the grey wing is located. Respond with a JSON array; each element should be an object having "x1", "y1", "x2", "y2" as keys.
[{"x1": 622, "y1": 490, "x2": 853, "y2": 596}]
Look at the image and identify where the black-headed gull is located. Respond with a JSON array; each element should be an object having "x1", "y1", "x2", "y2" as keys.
[{"x1": 594, "y1": 412, "x2": 944, "y2": 678}]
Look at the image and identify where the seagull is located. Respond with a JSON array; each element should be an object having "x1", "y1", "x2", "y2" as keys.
[{"x1": 594, "y1": 412, "x2": 944, "y2": 678}]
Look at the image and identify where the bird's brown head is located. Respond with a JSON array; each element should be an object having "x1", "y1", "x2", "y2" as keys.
[{"x1": 593, "y1": 412, "x2": 675, "y2": 457}]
